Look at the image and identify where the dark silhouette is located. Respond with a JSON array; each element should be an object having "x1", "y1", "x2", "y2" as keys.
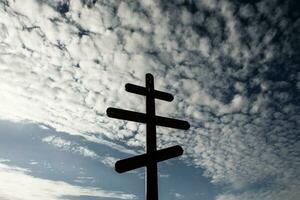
[{"x1": 106, "y1": 73, "x2": 190, "y2": 200}]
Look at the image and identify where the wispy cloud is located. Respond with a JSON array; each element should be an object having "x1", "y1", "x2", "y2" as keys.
[
  {"x1": 42, "y1": 135, "x2": 121, "y2": 168},
  {"x1": 0, "y1": 162, "x2": 136, "y2": 200},
  {"x1": 43, "y1": 136, "x2": 99, "y2": 159}
]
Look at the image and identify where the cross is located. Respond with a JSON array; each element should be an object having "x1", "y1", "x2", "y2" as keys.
[{"x1": 106, "y1": 73, "x2": 190, "y2": 200}]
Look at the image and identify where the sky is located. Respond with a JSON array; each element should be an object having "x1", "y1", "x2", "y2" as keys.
[{"x1": 0, "y1": 0, "x2": 299, "y2": 199}]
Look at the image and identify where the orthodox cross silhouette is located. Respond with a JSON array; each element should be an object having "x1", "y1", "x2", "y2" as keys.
[{"x1": 106, "y1": 73, "x2": 190, "y2": 200}]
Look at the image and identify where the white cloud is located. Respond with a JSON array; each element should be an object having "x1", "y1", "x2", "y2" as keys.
[
  {"x1": 101, "y1": 156, "x2": 118, "y2": 168},
  {"x1": 0, "y1": 159, "x2": 10, "y2": 163},
  {"x1": 159, "y1": 173, "x2": 169, "y2": 178},
  {"x1": 0, "y1": 162, "x2": 136, "y2": 200},
  {"x1": 43, "y1": 136, "x2": 99, "y2": 159},
  {"x1": 216, "y1": 177, "x2": 300, "y2": 200},
  {"x1": 42, "y1": 135, "x2": 122, "y2": 168},
  {"x1": 173, "y1": 192, "x2": 184, "y2": 199}
]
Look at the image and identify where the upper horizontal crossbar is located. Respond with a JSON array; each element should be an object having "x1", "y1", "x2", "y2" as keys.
[
  {"x1": 125, "y1": 83, "x2": 174, "y2": 102},
  {"x1": 106, "y1": 108, "x2": 190, "y2": 130},
  {"x1": 115, "y1": 145, "x2": 183, "y2": 173}
]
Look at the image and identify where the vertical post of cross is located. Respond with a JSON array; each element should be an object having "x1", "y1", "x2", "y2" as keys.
[
  {"x1": 145, "y1": 73, "x2": 158, "y2": 200},
  {"x1": 106, "y1": 73, "x2": 190, "y2": 200}
]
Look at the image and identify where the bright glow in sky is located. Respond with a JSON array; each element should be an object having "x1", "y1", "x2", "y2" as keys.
[{"x1": 0, "y1": 0, "x2": 300, "y2": 199}]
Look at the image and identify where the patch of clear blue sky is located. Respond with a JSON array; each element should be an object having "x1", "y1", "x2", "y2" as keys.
[{"x1": 0, "y1": 120, "x2": 220, "y2": 200}]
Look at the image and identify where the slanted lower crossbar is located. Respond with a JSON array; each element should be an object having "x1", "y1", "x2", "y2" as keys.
[{"x1": 115, "y1": 145, "x2": 183, "y2": 173}]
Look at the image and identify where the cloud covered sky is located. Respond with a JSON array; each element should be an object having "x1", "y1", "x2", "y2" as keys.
[{"x1": 0, "y1": 0, "x2": 299, "y2": 199}]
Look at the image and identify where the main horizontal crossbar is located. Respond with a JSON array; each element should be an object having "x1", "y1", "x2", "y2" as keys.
[
  {"x1": 115, "y1": 145, "x2": 183, "y2": 173},
  {"x1": 106, "y1": 108, "x2": 190, "y2": 130},
  {"x1": 125, "y1": 83, "x2": 174, "y2": 102}
]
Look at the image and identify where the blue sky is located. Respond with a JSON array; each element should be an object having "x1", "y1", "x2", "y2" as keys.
[
  {"x1": 0, "y1": 0, "x2": 299, "y2": 199},
  {"x1": 0, "y1": 120, "x2": 219, "y2": 200}
]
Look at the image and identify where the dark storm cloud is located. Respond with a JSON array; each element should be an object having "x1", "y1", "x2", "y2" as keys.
[{"x1": 0, "y1": 0, "x2": 299, "y2": 199}]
